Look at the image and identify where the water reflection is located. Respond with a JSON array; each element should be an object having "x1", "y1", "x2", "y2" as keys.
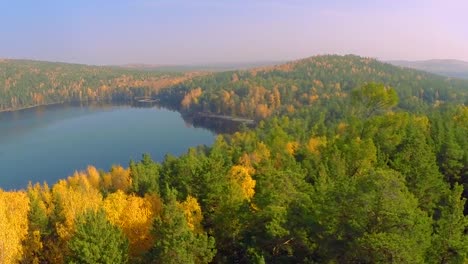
[
  {"x1": 181, "y1": 114, "x2": 255, "y2": 134},
  {"x1": 0, "y1": 102, "x2": 216, "y2": 190}
]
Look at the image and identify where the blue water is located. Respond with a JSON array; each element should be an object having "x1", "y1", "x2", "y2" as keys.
[{"x1": 0, "y1": 103, "x2": 215, "y2": 190}]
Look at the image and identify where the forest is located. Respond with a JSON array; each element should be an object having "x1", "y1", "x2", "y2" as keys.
[
  {"x1": 158, "y1": 55, "x2": 468, "y2": 118},
  {"x1": 0, "y1": 59, "x2": 200, "y2": 112},
  {"x1": 0, "y1": 55, "x2": 467, "y2": 263}
]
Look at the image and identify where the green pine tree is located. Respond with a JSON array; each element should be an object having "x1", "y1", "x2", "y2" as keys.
[
  {"x1": 148, "y1": 189, "x2": 216, "y2": 264},
  {"x1": 67, "y1": 209, "x2": 129, "y2": 264},
  {"x1": 428, "y1": 184, "x2": 468, "y2": 264}
]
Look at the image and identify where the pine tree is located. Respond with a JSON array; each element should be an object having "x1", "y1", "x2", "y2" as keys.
[
  {"x1": 67, "y1": 209, "x2": 129, "y2": 264},
  {"x1": 428, "y1": 185, "x2": 468, "y2": 264},
  {"x1": 147, "y1": 189, "x2": 216, "y2": 264},
  {"x1": 130, "y1": 154, "x2": 160, "y2": 196}
]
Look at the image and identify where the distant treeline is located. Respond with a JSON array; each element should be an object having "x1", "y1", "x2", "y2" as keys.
[{"x1": 0, "y1": 59, "x2": 200, "y2": 112}]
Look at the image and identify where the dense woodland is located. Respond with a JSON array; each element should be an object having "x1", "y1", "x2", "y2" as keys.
[
  {"x1": 159, "y1": 55, "x2": 468, "y2": 118},
  {"x1": 0, "y1": 59, "x2": 200, "y2": 112},
  {"x1": 0, "y1": 55, "x2": 467, "y2": 263}
]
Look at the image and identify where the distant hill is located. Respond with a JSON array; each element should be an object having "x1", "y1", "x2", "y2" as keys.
[
  {"x1": 389, "y1": 59, "x2": 468, "y2": 79},
  {"x1": 159, "y1": 55, "x2": 468, "y2": 118},
  {"x1": 118, "y1": 61, "x2": 283, "y2": 72},
  {"x1": 2, "y1": 55, "x2": 467, "y2": 114}
]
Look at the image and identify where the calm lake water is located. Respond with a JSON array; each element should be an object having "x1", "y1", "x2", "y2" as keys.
[{"x1": 0, "y1": 103, "x2": 215, "y2": 190}]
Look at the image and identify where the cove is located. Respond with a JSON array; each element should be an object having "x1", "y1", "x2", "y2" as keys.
[{"x1": 0, "y1": 102, "x2": 215, "y2": 190}]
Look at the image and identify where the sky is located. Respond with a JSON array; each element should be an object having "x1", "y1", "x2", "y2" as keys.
[{"x1": 0, "y1": 0, "x2": 467, "y2": 65}]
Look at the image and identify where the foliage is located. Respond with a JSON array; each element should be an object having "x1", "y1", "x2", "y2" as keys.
[
  {"x1": 158, "y1": 55, "x2": 468, "y2": 119},
  {"x1": 147, "y1": 189, "x2": 216, "y2": 264},
  {"x1": 0, "y1": 190, "x2": 30, "y2": 264},
  {"x1": 67, "y1": 209, "x2": 129, "y2": 264},
  {"x1": 130, "y1": 154, "x2": 161, "y2": 196},
  {"x1": 0, "y1": 59, "x2": 193, "y2": 112},
  {"x1": 351, "y1": 82, "x2": 398, "y2": 117},
  {"x1": 103, "y1": 190, "x2": 161, "y2": 257}
]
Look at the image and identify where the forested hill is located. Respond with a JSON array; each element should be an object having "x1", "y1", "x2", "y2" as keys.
[
  {"x1": 0, "y1": 59, "x2": 199, "y2": 112},
  {"x1": 159, "y1": 55, "x2": 468, "y2": 118},
  {"x1": 2, "y1": 55, "x2": 467, "y2": 114}
]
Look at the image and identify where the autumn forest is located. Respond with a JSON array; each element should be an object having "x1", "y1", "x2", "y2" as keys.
[{"x1": 0, "y1": 55, "x2": 467, "y2": 263}]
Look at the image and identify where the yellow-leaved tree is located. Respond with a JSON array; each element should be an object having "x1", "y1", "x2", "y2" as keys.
[
  {"x1": 179, "y1": 195, "x2": 203, "y2": 233},
  {"x1": 52, "y1": 177, "x2": 103, "y2": 241},
  {"x1": 102, "y1": 165, "x2": 132, "y2": 192},
  {"x1": 285, "y1": 141, "x2": 300, "y2": 155},
  {"x1": 228, "y1": 165, "x2": 256, "y2": 202},
  {"x1": 307, "y1": 136, "x2": 327, "y2": 155},
  {"x1": 0, "y1": 190, "x2": 30, "y2": 264},
  {"x1": 86, "y1": 166, "x2": 101, "y2": 190},
  {"x1": 103, "y1": 190, "x2": 162, "y2": 257}
]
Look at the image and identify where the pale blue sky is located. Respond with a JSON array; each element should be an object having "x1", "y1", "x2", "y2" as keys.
[{"x1": 0, "y1": 0, "x2": 466, "y2": 65}]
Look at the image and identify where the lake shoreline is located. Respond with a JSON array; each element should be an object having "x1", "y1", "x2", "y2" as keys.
[
  {"x1": 0, "y1": 101, "x2": 65, "y2": 113},
  {"x1": 0, "y1": 103, "x2": 216, "y2": 190},
  {"x1": 0, "y1": 99, "x2": 257, "y2": 135},
  {"x1": 0, "y1": 98, "x2": 138, "y2": 114}
]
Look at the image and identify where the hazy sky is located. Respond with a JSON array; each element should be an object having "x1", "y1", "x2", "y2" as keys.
[{"x1": 0, "y1": 0, "x2": 467, "y2": 65}]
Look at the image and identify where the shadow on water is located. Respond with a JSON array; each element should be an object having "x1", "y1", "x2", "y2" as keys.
[
  {"x1": 135, "y1": 100, "x2": 257, "y2": 134},
  {"x1": 180, "y1": 113, "x2": 256, "y2": 134},
  {"x1": 0, "y1": 100, "x2": 256, "y2": 140}
]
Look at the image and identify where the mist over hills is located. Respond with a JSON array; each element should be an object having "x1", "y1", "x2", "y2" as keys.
[
  {"x1": 389, "y1": 59, "x2": 468, "y2": 79},
  {"x1": 5, "y1": 56, "x2": 468, "y2": 79}
]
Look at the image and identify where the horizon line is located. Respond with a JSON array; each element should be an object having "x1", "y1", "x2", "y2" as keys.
[{"x1": 1, "y1": 54, "x2": 468, "y2": 67}]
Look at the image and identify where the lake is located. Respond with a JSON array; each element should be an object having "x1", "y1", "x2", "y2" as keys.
[{"x1": 0, "y1": 102, "x2": 215, "y2": 190}]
